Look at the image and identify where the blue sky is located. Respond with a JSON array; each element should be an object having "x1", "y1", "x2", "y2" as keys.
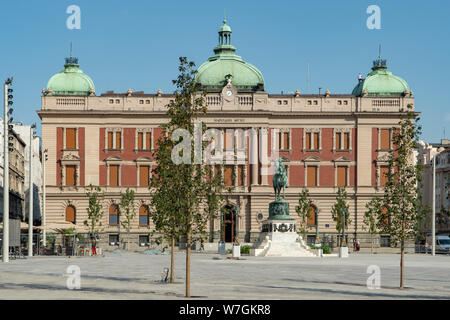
[{"x1": 0, "y1": 0, "x2": 448, "y2": 143}]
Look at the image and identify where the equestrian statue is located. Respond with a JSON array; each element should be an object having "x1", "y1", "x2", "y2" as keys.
[{"x1": 273, "y1": 158, "x2": 288, "y2": 201}]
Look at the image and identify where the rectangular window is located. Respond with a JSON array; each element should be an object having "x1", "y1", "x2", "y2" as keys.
[
  {"x1": 116, "y1": 132, "x2": 122, "y2": 149},
  {"x1": 380, "y1": 129, "x2": 390, "y2": 150},
  {"x1": 307, "y1": 166, "x2": 318, "y2": 187},
  {"x1": 238, "y1": 166, "x2": 244, "y2": 186},
  {"x1": 335, "y1": 132, "x2": 341, "y2": 150},
  {"x1": 109, "y1": 234, "x2": 119, "y2": 245},
  {"x1": 313, "y1": 132, "x2": 319, "y2": 149},
  {"x1": 139, "y1": 166, "x2": 150, "y2": 187},
  {"x1": 224, "y1": 131, "x2": 233, "y2": 150},
  {"x1": 66, "y1": 128, "x2": 76, "y2": 149},
  {"x1": 137, "y1": 132, "x2": 143, "y2": 150},
  {"x1": 109, "y1": 165, "x2": 119, "y2": 186},
  {"x1": 380, "y1": 166, "x2": 389, "y2": 186},
  {"x1": 306, "y1": 132, "x2": 311, "y2": 149},
  {"x1": 283, "y1": 132, "x2": 289, "y2": 150},
  {"x1": 224, "y1": 166, "x2": 233, "y2": 186},
  {"x1": 139, "y1": 235, "x2": 149, "y2": 246},
  {"x1": 107, "y1": 132, "x2": 114, "y2": 149},
  {"x1": 146, "y1": 132, "x2": 152, "y2": 149},
  {"x1": 337, "y1": 166, "x2": 347, "y2": 187},
  {"x1": 343, "y1": 132, "x2": 350, "y2": 149},
  {"x1": 380, "y1": 235, "x2": 391, "y2": 247},
  {"x1": 65, "y1": 165, "x2": 76, "y2": 186}
]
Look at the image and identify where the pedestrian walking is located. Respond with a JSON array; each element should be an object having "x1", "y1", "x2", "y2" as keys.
[{"x1": 356, "y1": 240, "x2": 360, "y2": 252}]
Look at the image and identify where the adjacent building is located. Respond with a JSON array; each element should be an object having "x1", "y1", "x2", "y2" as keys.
[
  {"x1": 38, "y1": 19, "x2": 416, "y2": 250},
  {"x1": 418, "y1": 139, "x2": 450, "y2": 235}
]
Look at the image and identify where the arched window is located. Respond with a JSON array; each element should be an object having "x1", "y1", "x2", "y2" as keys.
[
  {"x1": 109, "y1": 204, "x2": 119, "y2": 225},
  {"x1": 65, "y1": 205, "x2": 76, "y2": 224},
  {"x1": 139, "y1": 205, "x2": 149, "y2": 226},
  {"x1": 307, "y1": 205, "x2": 316, "y2": 226}
]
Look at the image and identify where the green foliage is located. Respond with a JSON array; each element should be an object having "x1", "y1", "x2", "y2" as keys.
[
  {"x1": 381, "y1": 105, "x2": 428, "y2": 247},
  {"x1": 45, "y1": 233, "x2": 56, "y2": 246},
  {"x1": 364, "y1": 196, "x2": 383, "y2": 235},
  {"x1": 295, "y1": 188, "x2": 313, "y2": 238},
  {"x1": 119, "y1": 188, "x2": 136, "y2": 232},
  {"x1": 83, "y1": 184, "x2": 104, "y2": 236},
  {"x1": 119, "y1": 188, "x2": 136, "y2": 250},
  {"x1": 240, "y1": 245, "x2": 252, "y2": 254},
  {"x1": 149, "y1": 57, "x2": 225, "y2": 294},
  {"x1": 62, "y1": 227, "x2": 75, "y2": 235},
  {"x1": 321, "y1": 245, "x2": 331, "y2": 254},
  {"x1": 331, "y1": 187, "x2": 350, "y2": 235}
]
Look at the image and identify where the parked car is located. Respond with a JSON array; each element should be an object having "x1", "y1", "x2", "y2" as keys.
[{"x1": 426, "y1": 234, "x2": 450, "y2": 254}]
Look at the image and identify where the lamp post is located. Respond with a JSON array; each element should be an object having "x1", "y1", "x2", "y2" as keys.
[
  {"x1": 314, "y1": 206, "x2": 320, "y2": 246},
  {"x1": 342, "y1": 207, "x2": 347, "y2": 247},
  {"x1": 42, "y1": 149, "x2": 47, "y2": 247},
  {"x1": 28, "y1": 124, "x2": 36, "y2": 257},
  {"x1": 3, "y1": 77, "x2": 13, "y2": 263},
  {"x1": 432, "y1": 153, "x2": 436, "y2": 256}
]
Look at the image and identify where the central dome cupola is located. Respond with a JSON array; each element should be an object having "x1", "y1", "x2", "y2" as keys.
[
  {"x1": 195, "y1": 18, "x2": 265, "y2": 92},
  {"x1": 45, "y1": 53, "x2": 95, "y2": 96}
]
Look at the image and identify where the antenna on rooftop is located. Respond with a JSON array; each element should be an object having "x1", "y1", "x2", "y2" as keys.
[{"x1": 306, "y1": 61, "x2": 310, "y2": 94}]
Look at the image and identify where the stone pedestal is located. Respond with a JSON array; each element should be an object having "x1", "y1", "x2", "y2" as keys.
[
  {"x1": 251, "y1": 219, "x2": 317, "y2": 257},
  {"x1": 339, "y1": 246, "x2": 349, "y2": 258},
  {"x1": 232, "y1": 244, "x2": 241, "y2": 258}
]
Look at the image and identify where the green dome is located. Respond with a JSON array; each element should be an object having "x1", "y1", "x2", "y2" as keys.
[
  {"x1": 195, "y1": 19, "x2": 265, "y2": 92},
  {"x1": 46, "y1": 57, "x2": 95, "y2": 96},
  {"x1": 352, "y1": 58, "x2": 409, "y2": 97}
]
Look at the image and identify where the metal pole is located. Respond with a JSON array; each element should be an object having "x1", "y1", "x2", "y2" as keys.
[
  {"x1": 432, "y1": 154, "x2": 436, "y2": 256},
  {"x1": 315, "y1": 207, "x2": 319, "y2": 244},
  {"x1": 28, "y1": 126, "x2": 33, "y2": 257},
  {"x1": 342, "y1": 208, "x2": 346, "y2": 247},
  {"x1": 42, "y1": 149, "x2": 46, "y2": 247},
  {"x1": 2, "y1": 82, "x2": 9, "y2": 263}
]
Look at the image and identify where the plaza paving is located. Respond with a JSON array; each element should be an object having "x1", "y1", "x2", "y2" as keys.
[{"x1": 0, "y1": 251, "x2": 449, "y2": 299}]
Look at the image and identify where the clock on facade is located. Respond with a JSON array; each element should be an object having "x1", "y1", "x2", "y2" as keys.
[{"x1": 226, "y1": 90, "x2": 232, "y2": 96}]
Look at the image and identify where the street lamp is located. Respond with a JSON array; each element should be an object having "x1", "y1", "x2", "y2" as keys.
[
  {"x1": 3, "y1": 77, "x2": 13, "y2": 263},
  {"x1": 42, "y1": 149, "x2": 47, "y2": 247},
  {"x1": 432, "y1": 152, "x2": 436, "y2": 256},
  {"x1": 314, "y1": 206, "x2": 320, "y2": 246},
  {"x1": 28, "y1": 124, "x2": 36, "y2": 257},
  {"x1": 341, "y1": 207, "x2": 347, "y2": 247}
]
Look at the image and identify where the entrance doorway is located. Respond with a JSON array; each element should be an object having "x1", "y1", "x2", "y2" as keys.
[{"x1": 222, "y1": 205, "x2": 237, "y2": 243}]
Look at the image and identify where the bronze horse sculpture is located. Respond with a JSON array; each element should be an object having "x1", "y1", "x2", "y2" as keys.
[{"x1": 273, "y1": 159, "x2": 288, "y2": 201}]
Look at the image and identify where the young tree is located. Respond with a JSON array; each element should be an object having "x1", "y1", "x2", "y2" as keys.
[
  {"x1": 150, "y1": 57, "x2": 223, "y2": 296},
  {"x1": 364, "y1": 196, "x2": 383, "y2": 254},
  {"x1": 331, "y1": 187, "x2": 350, "y2": 247},
  {"x1": 84, "y1": 184, "x2": 104, "y2": 238},
  {"x1": 295, "y1": 188, "x2": 313, "y2": 241},
  {"x1": 379, "y1": 105, "x2": 428, "y2": 289},
  {"x1": 119, "y1": 188, "x2": 136, "y2": 251}
]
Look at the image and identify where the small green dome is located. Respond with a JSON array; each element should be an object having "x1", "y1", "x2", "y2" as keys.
[
  {"x1": 46, "y1": 57, "x2": 95, "y2": 96},
  {"x1": 352, "y1": 58, "x2": 409, "y2": 97},
  {"x1": 195, "y1": 19, "x2": 265, "y2": 92}
]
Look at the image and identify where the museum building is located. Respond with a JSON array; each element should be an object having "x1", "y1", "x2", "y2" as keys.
[{"x1": 38, "y1": 19, "x2": 415, "y2": 250}]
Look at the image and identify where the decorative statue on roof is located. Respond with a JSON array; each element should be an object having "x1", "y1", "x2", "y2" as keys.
[{"x1": 273, "y1": 158, "x2": 288, "y2": 201}]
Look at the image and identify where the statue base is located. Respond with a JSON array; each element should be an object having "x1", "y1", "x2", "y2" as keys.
[
  {"x1": 268, "y1": 200, "x2": 292, "y2": 220},
  {"x1": 250, "y1": 219, "x2": 317, "y2": 257}
]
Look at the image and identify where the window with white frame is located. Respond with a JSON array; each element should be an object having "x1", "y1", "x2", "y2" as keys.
[
  {"x1": 304, "y1": 129, "x2": 321, "y2": 151},
  {"x1": 334, "y1": 129, "x2": 352, "y2": 151},
  {"x1": 105, "y1": 128, "x2": 123, "y2": 150},
  {"x1": 136, "y1": 129, "x2": 153, "y2": 150}
]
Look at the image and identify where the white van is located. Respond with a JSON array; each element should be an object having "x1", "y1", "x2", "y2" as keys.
[{"x1": 426, "y1": 234, "x2": 450, "y2": 254}]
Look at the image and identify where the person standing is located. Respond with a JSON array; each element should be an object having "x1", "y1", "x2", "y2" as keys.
[{"x1": 91, "y1": 237, "x2": 97, "y2": 256}]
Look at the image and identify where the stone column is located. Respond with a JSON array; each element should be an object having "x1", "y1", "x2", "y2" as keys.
[
  {"x1": 261, "y1": 127, "x2": 269, "y2": 185},
  {"x1": 251, "y1": 127, "x2": 259, "y2": 185}
]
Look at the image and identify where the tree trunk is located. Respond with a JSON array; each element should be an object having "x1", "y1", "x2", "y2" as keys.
[
  {"x1": 371, "y1": 234, "x2": 373, "y2": 254},
  {"x1": 170, "y1": 237, "x2": 175, "y2": 283},
  {"x1": 400, "y1": 239, "x2": 405, "y2": 289},
  {"x1": 186, "y1": 230, "x2": 191, "y2": 297}
]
